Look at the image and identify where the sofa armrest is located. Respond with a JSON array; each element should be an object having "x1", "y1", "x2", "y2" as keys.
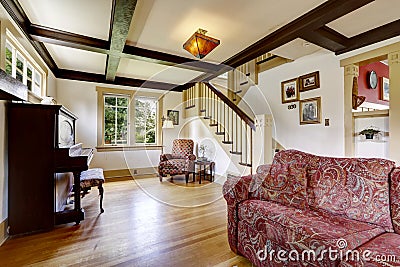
[
  {"x1": 223, "y1": 174, "x2": 253, "y2": 206},
  {"x1": 160, "y1": 153, "x2": 173, "y2": 161},
  {"x1": 256, "y1": 163, "x2": 271, "y2": 176}
]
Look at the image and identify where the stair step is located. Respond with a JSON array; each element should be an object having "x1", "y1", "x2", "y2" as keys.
[
  {"x1": 204, "y1": 116, "x2": 211, "y2": 119},
  {"x1": 234, "y1": 90, "x2": 242, "y2": 94},
  {"x1": 209, "y1": 123, "x2": 218, "y2": 127},
  {"x1": 222, "y1": 141, "x2": 233, "y2": 144},
  {"x1": 239, "y1": 81, "x2": 248, "y2": 86},
  {"x1": 230, "y1": 151, "x2": 242, "y2": 155},
  {"x1": 239, "y1": 162, "x2": 252, "y2": 167},
  {"x1": 185, "y1": 105, "x2": 196, "y2": 110},
  {"x1": 200, "y1": 109, "x2": 206, "y2": 112},
  {"x1": 215, "y1": 132, "x2": 225, "y2": 135}
]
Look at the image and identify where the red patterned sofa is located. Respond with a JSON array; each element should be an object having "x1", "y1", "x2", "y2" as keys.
[{"x1": 223, "y1": 149, "x2": 400, "y2": 266}]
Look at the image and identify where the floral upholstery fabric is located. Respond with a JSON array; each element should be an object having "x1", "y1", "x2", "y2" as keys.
[
  {"x1": 251, "y1": 163, "x2": 309, "y2": 210},
  {"x1": 390, "y1": 167, "x2": 400, "y2": 234},
  {"x1": 339, "y1": 233, "x2": 400, "y2": 267},
  {"x1": 273, "y1": 150, "x2": 395, "y2": 230},
  {"x1": 223, "y1": 149, "x2": 398, "y2": 266},
  {"x1": 238, "y1": 200, "x2": 385, "y2": 267},
  {"x1": 158, "y1": 139, "x2": 196, "y2": 177},
  {"x1": 223, "y1": 174, "x2": 253, "y2": 253},
  {"x1": 80, "y1": 168, "x2": 104, "y2": 188}
]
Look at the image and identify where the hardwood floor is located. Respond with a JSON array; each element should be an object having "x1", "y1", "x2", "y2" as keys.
[{"x1": 0, "y1": 176, "x2": 252, "y2": 266}]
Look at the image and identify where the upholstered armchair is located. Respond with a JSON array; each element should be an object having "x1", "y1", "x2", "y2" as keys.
[{"x1": 158, "y1": 139, "x2": 196, "y2": 182}]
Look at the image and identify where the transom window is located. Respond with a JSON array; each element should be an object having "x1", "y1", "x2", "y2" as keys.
[{"x1": 5, "y1": 30, "x2": 45, "y2": 96}]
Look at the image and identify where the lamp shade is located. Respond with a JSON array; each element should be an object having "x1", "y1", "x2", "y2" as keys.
[
  {"x1": 183, "y1": 29, "x2": 220, "y2": 59},
  {"x1": 162, "y1": 119, "x2": 174, "y2": 129}
]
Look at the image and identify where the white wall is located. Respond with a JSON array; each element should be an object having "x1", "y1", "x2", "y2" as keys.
[
  {"x1": 56, "y1": 79, "x2": 176, "y2": 172},
  {"x1": 243, "y1": 50, "x2": 345, "y2": 157}
]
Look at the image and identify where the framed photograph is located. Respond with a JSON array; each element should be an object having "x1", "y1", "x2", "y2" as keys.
[
  {"x1": 381, "y1": 77, "x2": 389, "y2": 101},
  {"x1": 167, "y1": 110, "x2": 179, "y2": 125},
  {"x1": 281, "y1": 78, "x2": 299, "y2": 103},
  {"x1": 299, "y1": 97, "x2": 321, "y2": 125},
  {"x1": 299, "y1": 71, "x2": 320, "y2": 92}
]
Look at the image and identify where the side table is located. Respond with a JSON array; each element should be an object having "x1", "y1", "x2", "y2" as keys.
[{"x1": 194, "y1": 160, "x2": 215, "y2": 184}]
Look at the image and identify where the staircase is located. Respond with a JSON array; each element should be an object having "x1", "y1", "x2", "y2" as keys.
[{"x1": 184, "y1": 82, "x2": 255, "y2": 171}]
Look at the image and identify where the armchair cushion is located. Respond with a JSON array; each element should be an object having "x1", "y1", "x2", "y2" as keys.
[
  {"x1": 158, "y1": 159, "x2": 187, "y2": 176},
  {"x1": 160, "y1": 153, "x2": 173, "y2": 161}
]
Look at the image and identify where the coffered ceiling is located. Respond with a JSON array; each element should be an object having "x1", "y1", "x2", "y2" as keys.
[{"x1": 2, "y1": 0, "x2": 400, "y2": 91}]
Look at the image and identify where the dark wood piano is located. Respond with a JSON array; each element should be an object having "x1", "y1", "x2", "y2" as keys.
[{"x1": 8, "y1": 102, "x2": 93, "y2": 235}]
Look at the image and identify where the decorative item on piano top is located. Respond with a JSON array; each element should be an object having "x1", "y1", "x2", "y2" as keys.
[
  {"x1": 41, "y1": 96, "x2": 57, "y2": 105},
  {"x1": 359, "y1": 126, "x2": 381, "y2": 140}
]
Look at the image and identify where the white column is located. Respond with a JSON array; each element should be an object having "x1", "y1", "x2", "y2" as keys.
[
  {"x1": 389, "y1": 51, "x2": 400, "y2": 164},
  {"x1": 253, "y1": 114, "x2": 273, "y2": 167}
]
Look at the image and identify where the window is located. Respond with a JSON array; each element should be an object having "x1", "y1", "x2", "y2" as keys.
[
  {"x1": 135, "y1": 97, "x2": 157, "y2": 144},
  {"x1": 5, "y1": 30, "x2": 45, "y2": 96},
  {"x1": 96, "y1": 87, "x2": 162, "y2": 149},
  {"x1": 104, "y1": 95, "x2": 129, "y2": 145}
]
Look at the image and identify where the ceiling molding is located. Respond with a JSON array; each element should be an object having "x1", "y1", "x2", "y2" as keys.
[{"x1": 105, "y1": 0, "x2": 138, "y2": 81}]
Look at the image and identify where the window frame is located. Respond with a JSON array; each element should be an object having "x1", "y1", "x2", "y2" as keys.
[
  {"x1": 96, "y1": 87, "x2": 163, "y2": 151},
  {"x1": 103, "y1": 94, "x2": 130, "y2": 146},
  {"x1": 5, "y1": 29, "x2": 46, "y2": 97},
  {"x1": 134, "y1": 96, "x2": 158, "y2": 145}
]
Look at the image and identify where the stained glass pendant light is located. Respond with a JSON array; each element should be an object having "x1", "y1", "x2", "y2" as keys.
[{"x1": 183, "y1": 29, "x2": 220, "y2": 59}]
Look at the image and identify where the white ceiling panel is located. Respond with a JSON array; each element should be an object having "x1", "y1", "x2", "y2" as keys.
[
  {"x1": 45, "y1": 44, "x2": 107, "y2": 74},
  {"x1": 19, "y1": 0, "x2": 112, "y2": 40},
  {"x1": 126, "y1": 0, "x2": 327, "y2": 62},
  {"x1": 327, "y1": 0, "x2": 400, "y2": 38},
  {"x1": 117, "y1": 58, "x2": 203, "y2": 85},
  {"x1": 271, "y1": 39, "x2": 323, "y2": 60}
]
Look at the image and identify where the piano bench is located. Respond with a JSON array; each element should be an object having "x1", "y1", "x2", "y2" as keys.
[{"x1": 80, "y1": 168, "x2": 105, "y2": 213}]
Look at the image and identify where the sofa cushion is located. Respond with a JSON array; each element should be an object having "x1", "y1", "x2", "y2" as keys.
[
  {"x1": 238, "y1": 200, "x2": 385, "y2": 256},
  {"x1": 273, "y1": 150, "x2": 395, "y2": 231},
  {"x1": 339, "y1": 233, "x2": 400, "y2": 267},
  {"x1": 251, "y1": 163, "x2": 309, "y2": 210}
]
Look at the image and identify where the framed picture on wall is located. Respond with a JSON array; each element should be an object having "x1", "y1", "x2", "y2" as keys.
[
  {"x1": 299, "y1": 71, "x2": 320, "y2": 92},
  {"x1": 381, "y1": 77, "x2": 389, "y2": 101},
  {"x1": 281, "y1": 78, "x2": 299, "y2": 103},
  {"x1": 167, "y1": 110, "x2": 179, "y2": 125},
  {"x1": 299, "y1": 97, "x2": 321, "y2": 125}
]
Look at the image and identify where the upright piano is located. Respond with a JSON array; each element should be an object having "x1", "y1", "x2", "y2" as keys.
[{"x1": 8, "y1": 102, "x2": 93, "y2": 235}]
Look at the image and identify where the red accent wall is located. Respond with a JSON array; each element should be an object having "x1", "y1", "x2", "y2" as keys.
[{"x1": 358, "y1": 61, "x2": 389, "y2": 106}]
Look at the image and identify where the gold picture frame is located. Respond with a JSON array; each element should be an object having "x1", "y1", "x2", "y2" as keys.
[
  {"x1": 299, "y1": 71, "x2": 320, "y2": 92},
  {"x1": 281, "y1": 78, "x2": 299, "y2": 103},
  {"x1": 299, "y1": 97, "x2": 321, "y2": 125},
  {"x1": 381, "y1": 77, "x2": 389, "y2": 101}
]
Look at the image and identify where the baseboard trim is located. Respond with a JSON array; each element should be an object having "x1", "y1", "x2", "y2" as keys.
[{"x1": 0, "y1": 218, "x2": 8, "y2": 246}]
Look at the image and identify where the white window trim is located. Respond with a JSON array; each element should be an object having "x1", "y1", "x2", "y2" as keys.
[
  {"x1": 134, "y1": 95, "x2": 158, "y2": 145},
  {"x1": 5, "y1": 29, "x2": 46, "y2": 97},
  {"x1": 96, "y1": 87, "x2": 164, "y2": 151},
  {"x1": 103, "y1": 94, "x2": 130, "y2": 146}
]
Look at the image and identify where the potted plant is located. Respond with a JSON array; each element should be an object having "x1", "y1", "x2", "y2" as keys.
[{"x1": 359, "y1": 127, "x2": 381, "y2": 140}]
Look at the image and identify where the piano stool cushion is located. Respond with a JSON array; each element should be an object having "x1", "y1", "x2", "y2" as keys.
[{"x1": 80, "y1": 168, "x2": 105, "y2": 188}]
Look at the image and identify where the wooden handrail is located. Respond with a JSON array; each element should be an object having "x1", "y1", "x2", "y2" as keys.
[{"x1": 205, "y1": 82, "x2": 255, "y2": 131}]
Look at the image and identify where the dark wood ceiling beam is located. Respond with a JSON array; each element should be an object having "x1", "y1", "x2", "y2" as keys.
[
  {"x1": 57, "y1": 69, "x2": 181, "y2": 91},
  {"x1": 224, "y1": 0, "x2": 374, "y2": 69},
  {"x1": 0, "y1": 0, "x2": 58, "y2": 71},
  {"x1": 336, "y1": 19, "x2": 400, "y2": 55},
  {"x1": 105, "y1": 0, "x2": 137, "y2": 81},
  {"x1": 29, "y1": 24, "x2": 110, "y2": 54},
  {"x1": 301, "y1": 26, "x2": 349, "y2": 52},
  {"x1": 195, "y1": 0, "x2": 374, "y2": 82},
  {"x1": 122, "y1": 45, "x2": 223, "y2": 73}
]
